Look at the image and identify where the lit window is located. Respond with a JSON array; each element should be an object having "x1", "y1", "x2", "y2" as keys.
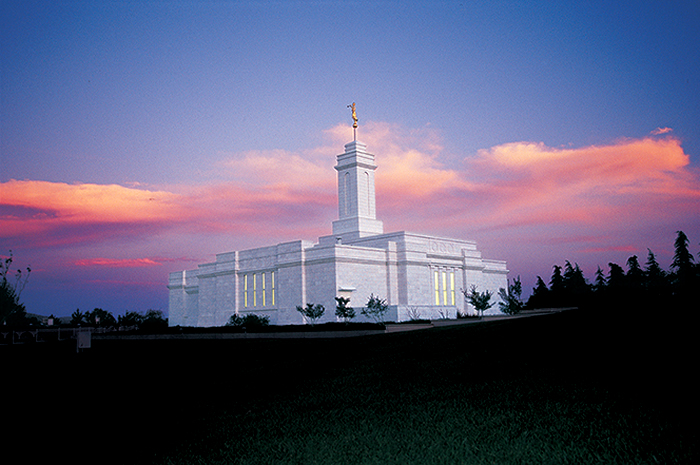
[
  {"x1": 434, "y1": 270, "x2": 440, "y2": 305},
  {"x1": 253, "y1": 273, "x2": 257, "y2": 307},
  {"x1": 271, "y1": 271, "x2": 276, "y2": 306},
  {"x1": 244, "y1": 274, "x2": 248, "y2": 308},
  {"x1": 450, "y1": 272, "x2": 455, "y2": 306},
  {"x1": 442, "y1": 271, "x2": 448, "y2": 305},
  {"x1": 262, "y1": 272, "x2": 266, "y2": 307}
]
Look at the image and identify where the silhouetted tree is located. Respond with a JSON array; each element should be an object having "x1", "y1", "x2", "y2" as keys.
[
  {"x1": 70, "y1": 309, "x2": 85, "y2": 326},
  {"x1": 549, "y1": 265, "x2": 565, "y2": 307},
  {"x1": 671, "y1": 231, "x2": 695, "y2": 289},
  {"x1": 624, "y1": 255, "x2": 644, "y2": 309},
  {"x1": 643, "y1": 249, "x2": 669, "y2": 306},
  {"x1": 141, "y1": 309, "x2": 168, "y2": 330},
  {"x1": 605, "y1": 262, "x2": 627, "y2": 311},
  {"x1": 593, "y1": 266, "x2": 606, "y2": 293},
  {"x1": 607, "y1": 263, "x2": 625, "y2": 289},
  {"x1": 118, "y1": 311, "x2": 144, "y2": 328},
  {"x1": 526, "y1": 276, "x2": 550, "y2": 309},
  {"x1": 1, "y1": 251, "x2": 31, "y2": 326},
  {"x1": 562, "y1": 261, "x2": 590, "y2": 307},
  {"x1": 644, "y1": 249, "x2": 666, "y2": 285},
  {"x1": 84, "y1": 308, "x2": 117, "y2": 328},
  {"x1": 498, "y1": 276, "x2": 523, "y2": 315},
  {"x1": 626, "y1": 255, "x2": 644, "y2": 290}
]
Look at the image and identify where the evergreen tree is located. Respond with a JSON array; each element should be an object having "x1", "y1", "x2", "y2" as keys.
[
  {"x1": 549, "y1": 265, "x2": 565, "y2": 307},
  {"x1": 606, "y1": 262, "x2": 626, "y2": 310},
  {"x1": 550, "y1": 265, "x2": 564, "y2": 292},
  {"x1": 563, "y1": 261, "x2": 576, "y2": 290},
  {"x1": 498, "y1": 276, "x2": 523, "y2": 315},
  {"x1": 644, "y1": 249, "x2": 666, "y2": 284},
  {"x1": 562, "y1": 261, "x2": 590, "y2": 307},
  {"x1": 643, "y1": 249, "x2": 668, "y2": 304},
  {"x1": 607, "y1": 263, "x2": 625, "y2": 289},
  {"x1": 593, "y1": 266, "x2": 606, "y2": 293},
  {"x1": 625, "y1": 255, "x2": 644, "y2": 291},
  {"x1": 671, "y1": 230, "x2": 694, "y2": 289},
  {"x1": 526, "y1": 276, "x2": 549, "y2": 309}
]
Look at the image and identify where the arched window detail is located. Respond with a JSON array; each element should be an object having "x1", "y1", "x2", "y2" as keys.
[
  {"x1": 365, "y1": 171, "x2": 371, "y2": 215},
  {"x1": 343, "y1": 172, "x2": 349, "y2": 216}
]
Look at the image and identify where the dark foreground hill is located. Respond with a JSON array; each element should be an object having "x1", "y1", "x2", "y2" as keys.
[{"x1": 5, "y1": 309, "x2": 697, "y2": 464}]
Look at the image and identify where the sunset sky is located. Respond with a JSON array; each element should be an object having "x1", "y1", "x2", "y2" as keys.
[{"x1": 2, "y1": 1, "x2": 699, "y2": 318}]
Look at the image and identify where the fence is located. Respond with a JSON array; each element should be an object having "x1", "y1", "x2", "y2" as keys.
[{"x1": 0, "y1": 327, "x2": 123, "y2": 345}]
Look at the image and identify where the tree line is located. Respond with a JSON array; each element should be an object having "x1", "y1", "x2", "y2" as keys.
[
  {"x1": 525, "y1": 230, "x2": 698, "y2": 312},
  {"x1": 2, "y1": 250, "x2": 168, "y2": 330},
  {"x1": 68, "y1": 308, "x2": 168, "y2": 331}
]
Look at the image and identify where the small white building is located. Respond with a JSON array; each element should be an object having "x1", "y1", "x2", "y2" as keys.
[{"x1": 168, "y1": 138, "x2": 508, "y2": 326}]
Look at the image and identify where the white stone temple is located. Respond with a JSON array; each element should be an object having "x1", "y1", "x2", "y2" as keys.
[{"x1": 168, "y1": 132, "x2": 508, "y2": 327}]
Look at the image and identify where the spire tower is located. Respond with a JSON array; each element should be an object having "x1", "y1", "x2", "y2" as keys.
[{"x1": 332, "y1": 139, "x2": 384, "y2": 241}]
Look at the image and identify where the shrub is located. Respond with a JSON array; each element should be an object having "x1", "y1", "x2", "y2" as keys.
[
  {"x1": 296, "y1": 303, "x2": 325, "y2": 325},
  {"x1": 463, "y1": 285, "x2": 493, "y2": 318},
  {"x1": 361, "y1": 294, "x2": 388, "y2": 324},
  {"x1": 406, "y1": 306, "x2": 422, "y2": 321},
  {"x1": 226, "y1": 313, "x2": 270, "y2": 327},
  {"x1": 456, "y1": 310, "x2": 480, "y2": 319},
  {"x1": 335, "y1": 297, "x2": 355, "y2": 323}
]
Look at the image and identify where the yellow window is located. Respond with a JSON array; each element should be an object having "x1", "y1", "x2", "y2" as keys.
[
  {"x1": 434, "y1": 271, "x2": 440, "y2": 305},
  {"x1": 244, "y1": 274, "x2": 248, "y2": 308},
  {"x1": 442, "y1": 271, "x2": 447, "y2": 305}
]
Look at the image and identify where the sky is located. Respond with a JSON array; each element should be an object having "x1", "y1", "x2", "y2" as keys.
[{"x1": 2, "y1": 0, "x2": 699, "y2": 318}]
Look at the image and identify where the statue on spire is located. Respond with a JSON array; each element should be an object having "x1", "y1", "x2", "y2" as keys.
[{"x1": 348, "y1": 102, "x2": 358, "y2": 128}]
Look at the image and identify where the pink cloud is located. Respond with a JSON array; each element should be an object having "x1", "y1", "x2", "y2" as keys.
[
  {"x1": 463, "y1": 136, "x2": 697, "y2": 226},
  {"x1": 74, "y1": 258, "x2": 162, "y2": 268},
  {"x1": 650, "y1": 127, "x2": 673, "y2": 135},
  {"x1": 578, "y1": 245, "x2": 640, "y2": 254},
  {"x1": 0, "y1": 180, "x2": 188, "y2": 244}
]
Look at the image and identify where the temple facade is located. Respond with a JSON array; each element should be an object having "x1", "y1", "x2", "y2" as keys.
[{"x1": 168, "y1": 139, "x2": 508, "y2": 326}]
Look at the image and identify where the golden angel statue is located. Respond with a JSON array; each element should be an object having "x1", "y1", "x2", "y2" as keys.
[{"x1": 348, "y1": 102, "x2": 358, "y2": 128}]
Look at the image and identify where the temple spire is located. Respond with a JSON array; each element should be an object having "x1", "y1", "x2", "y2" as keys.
[{"x1": 332, "y1": 138, "x2": 384, "y2": 241}]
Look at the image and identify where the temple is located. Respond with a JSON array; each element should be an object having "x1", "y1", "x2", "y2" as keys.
[{"x1": 168, "y1": 127, "x2": 508, "y2": 326}]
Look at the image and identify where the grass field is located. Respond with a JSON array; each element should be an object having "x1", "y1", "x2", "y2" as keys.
[{"x1": 5, "y1": 309, "x2": 697, "y2": 464}]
